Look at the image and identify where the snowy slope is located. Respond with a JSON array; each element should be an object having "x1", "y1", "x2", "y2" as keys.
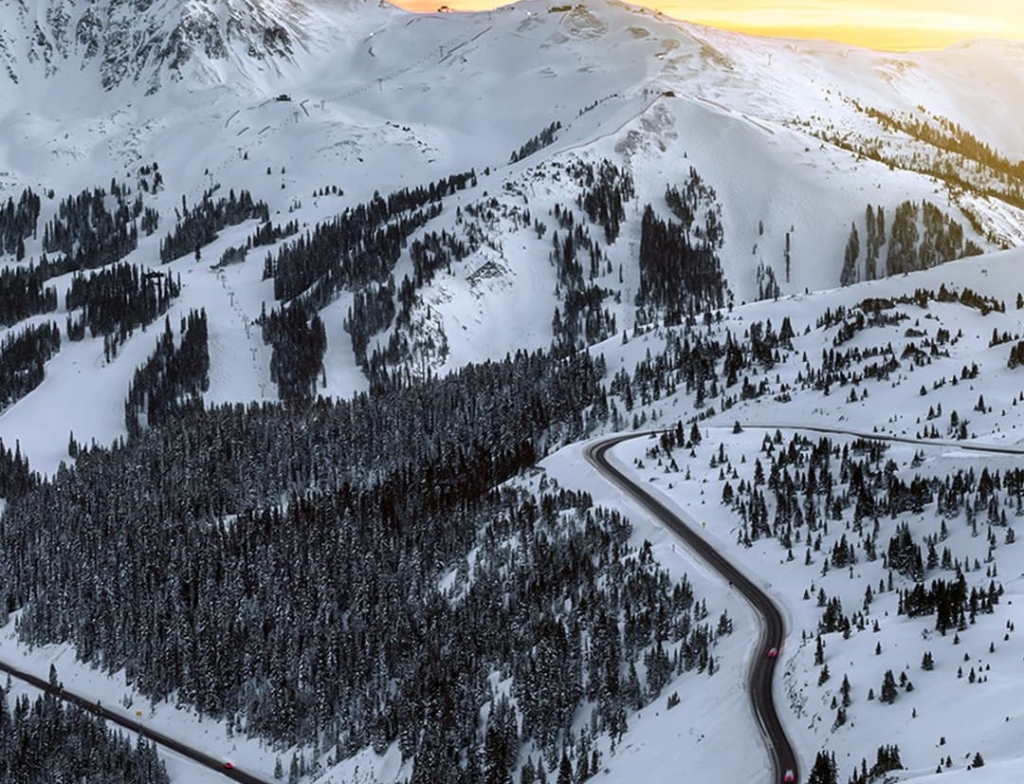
[
  {"x1": 538, "y1": 246, "x2": 1024, "y2": 784},
  {"x1": 1, "y1": 9, "x2": 1024, "y2": 780},
  {"x1": 4, "y1": 244, "x2": 1024, "y2": 784},
  {"x1": 0, "y1": 0, "x2": 1018, "y2": 483}
]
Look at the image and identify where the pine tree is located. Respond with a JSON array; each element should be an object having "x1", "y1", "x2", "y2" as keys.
[
  {"x1": 556, "y1": 749, "x2": 573, "y2": 784},
  {"x1": 880, "y1": 670, "x2": 898, "y2": 704},
  {"x1": 807, "y1": 750, "x2": 838, "y2": 784}
]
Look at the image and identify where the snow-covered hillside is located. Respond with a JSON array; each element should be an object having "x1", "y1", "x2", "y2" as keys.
[
  {"x1": 1, "y1": 2, "x2": 1024, "y2": 783},
  {"x1": 0, "y1": 0, "x2": 1021, "y2": 474},
  {"x1": 544, "y1": 246, "x2": 1024, "y2": 784},
  {"x1": 3, "y1": 235, "x2": 1024, "y2": 784}
]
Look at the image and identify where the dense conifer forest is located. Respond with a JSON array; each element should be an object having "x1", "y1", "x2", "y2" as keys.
[
  {"x1": 0, "y1": 188, "x2": 41, "y2": 260},
  {"x1": 637, "y1": 172, "x2": 727, "y2": 323},
  {"x1": 0, "y1": 264, "x2": 58, "y2": 327},
  {"x1": 0, "y1": 683, "x2": 168, "y2": 784},
  {"x1": 42, "y1": 183, "x2": 142, "y2": 270},
  {"x1": 263, "y1": 173, "x2": 474, "y2": 306},
  {"x1": 65, "y1": 262, "x2": 180, "y2": 351},
  {"x1": 124, "y1": 309, "x2": 210, "y2": 436},
  {"x1": 0, "y1": 332, "x2": 732, "y2": 779},
  {"x1": 510, "y1": 121, "x2": 562, "y2": 164},
  {"x1": 159, "y1": 188, "x2": 270, "y2": 263},
  {"x1": 0, "y1": 322, "x2": 60, "y2": 413}
]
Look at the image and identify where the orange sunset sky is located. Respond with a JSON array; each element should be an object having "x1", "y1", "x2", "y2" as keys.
[{"x1": 390, "y1": 0, "x2": 1024, "y2": 50}]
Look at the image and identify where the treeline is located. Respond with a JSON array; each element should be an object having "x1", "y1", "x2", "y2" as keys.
[
  {"x1": 510, "y1": 120, "x2": 562, "y2": 163},
  {"x1": 549, "y1": 212, "x2": 616, "y2": 357},
  {"x1": 408, "y1": 228, "x2": 476, "y2": 290},
  {"x1": 264, "y1": 202, "x2": 428, "y2": 302},
  {"x1": 260, "y1": 173, "x2": 475, "y2": 394},
  {"x1": 637, "y1": 172, "x2": 726, "y2": 323},
  {"x1": 125, "y1": 310, "x2": 209, "y2": 436},
  {"x1": 0, "y1": 264, "x2": 58, "y2": 327},
  {"x1": 0, "y1": 187, "x2": 41, "y2": 259},
  {"x1": 637, "y1": 183, "x2": 726, "y2": 323},
  {"x1": 825, "y1": 103, "x2": 1024, "y2": 214},
  {"x1": 42, "y1": 184, "x2": 142, "y2": 270},
  {"x1": 346, "y1": 277, "x2": 395, "y2": 368},
  {"x1": 543, "y1": 159, "x2": 635, "y2": 356},
  {"x1": 249, "y1": 217, "x2": 300, "y2": 249},
  {"x1": 264, "y1": 172, "x2": 474, "y2": 306},
  {"x1": 864, "y1": 104, "x2": 1024, "y2": 183},
  {"x1": 0, "y1": 322, "x2": 60, "y2": 413},
  {"x1": 0, "y1": 438, "x2": 37, "y2": 502},
  {"x1": 0, "y1": 684, "x2": 168, "y2": 784},
  {"x1": 573, "y1": 158, "x2": 634, "y2": 245},
  {"x1": 264, "y1": 197, "x2": 435, "y2": 305},
  {"x1": 159, "y1": 188, "x2": 269, "y2": 263},
  {"x1": 885, "y1": 200, "x2": 982, "y2": 275},
  {"x1": 859, "y1": 284, "x2": 1004, "y2": 316},
  {"x1": 65, "y1": 263, "x2": 181, "y2": 358}
]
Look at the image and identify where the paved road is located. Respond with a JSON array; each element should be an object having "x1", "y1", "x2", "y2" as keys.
[
  {"x1": 0, "y1": 657, "x2": 272, "y2": 784},
  {"x1": 585, "y1": 434, "x2": 798, "y2": 784},
  {"x1": 737, "y1": 422, "x2": 1024, "y2": 456}
]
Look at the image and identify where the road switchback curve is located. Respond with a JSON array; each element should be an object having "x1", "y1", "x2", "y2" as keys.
[{"x1": 585, "y1": 434, "x2": 799, "y2": 784}]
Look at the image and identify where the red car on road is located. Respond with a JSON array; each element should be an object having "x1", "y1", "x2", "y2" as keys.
[{"x1": 766, "y1": 647, "x2": 779, "y2": 658}]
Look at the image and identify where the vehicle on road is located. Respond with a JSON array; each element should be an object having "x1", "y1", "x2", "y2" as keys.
[
  {"x1": 766, "y1": 647, "x2": 779, "y2": 658},
  {"x1": 223, "y1": 762, "x2": 235, "y2": 770},
  {"x1": 783, "y1": 769, "x2": 796, "y2": 782}
]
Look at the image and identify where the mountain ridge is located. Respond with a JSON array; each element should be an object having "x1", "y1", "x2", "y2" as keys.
[
  {"x1": 0, "y1": 0, "x2": 392, "y2": 96},
  {"x1": 0, "y1": 0, "x2": 1021, "y2": 458}
]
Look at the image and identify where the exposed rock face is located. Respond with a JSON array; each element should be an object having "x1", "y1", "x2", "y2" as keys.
[{"x1": 0, "y1": 0, "x2": 307, "y2": 93}]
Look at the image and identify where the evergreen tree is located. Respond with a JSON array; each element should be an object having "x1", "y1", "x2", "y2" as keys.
[
  {"x1": 880, "y1": 670, "x2": 898, "y2": 704},
  {"x1": 840, "y1": 223, "x2": 860, "y2": 286}
]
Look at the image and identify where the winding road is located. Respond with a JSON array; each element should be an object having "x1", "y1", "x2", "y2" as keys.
[
  {"x1": 585, "y1": 433, "x2": 799, "y2": 784},
  {"x1": 0, "y1": 657, "x2": 272, "y2": 783},
  {"x1": 738, "y1": 422, "x2": 1024, "y2": 457},
  {"x1": 584, "y1": 424, "x2": 1024, "y2": 784}
]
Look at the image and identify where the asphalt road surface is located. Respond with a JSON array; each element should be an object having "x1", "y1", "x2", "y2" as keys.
[
  {"x1": 0, "y1": 657, "x2": 271, "y2": 783},
  {"x1": 740, "y1": 422, "x2": 1024, "y2": 457},
  {"x1": 585, "y1": 433, "x2": 799, "y2": 784}
]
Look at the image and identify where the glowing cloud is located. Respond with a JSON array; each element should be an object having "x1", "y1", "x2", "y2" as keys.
[{"x1": 391, "y1": 0, "x2": 1024, "y2": 50}]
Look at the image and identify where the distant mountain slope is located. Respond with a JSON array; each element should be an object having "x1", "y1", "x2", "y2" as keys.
[
  {"x1": 0, "y1": 0, "x2": 1020, "y2": 470},
  {"x1": 1, "y1": 5, "x2": 1024, "y2": 784}
]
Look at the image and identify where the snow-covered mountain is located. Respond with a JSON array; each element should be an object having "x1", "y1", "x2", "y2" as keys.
[
  {"x1": 1, "y1": 0, "x2": 1021, "y2": 465},
  {"x1": 1, "y1": 3, "x2": 1024, "y2": 783}
]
